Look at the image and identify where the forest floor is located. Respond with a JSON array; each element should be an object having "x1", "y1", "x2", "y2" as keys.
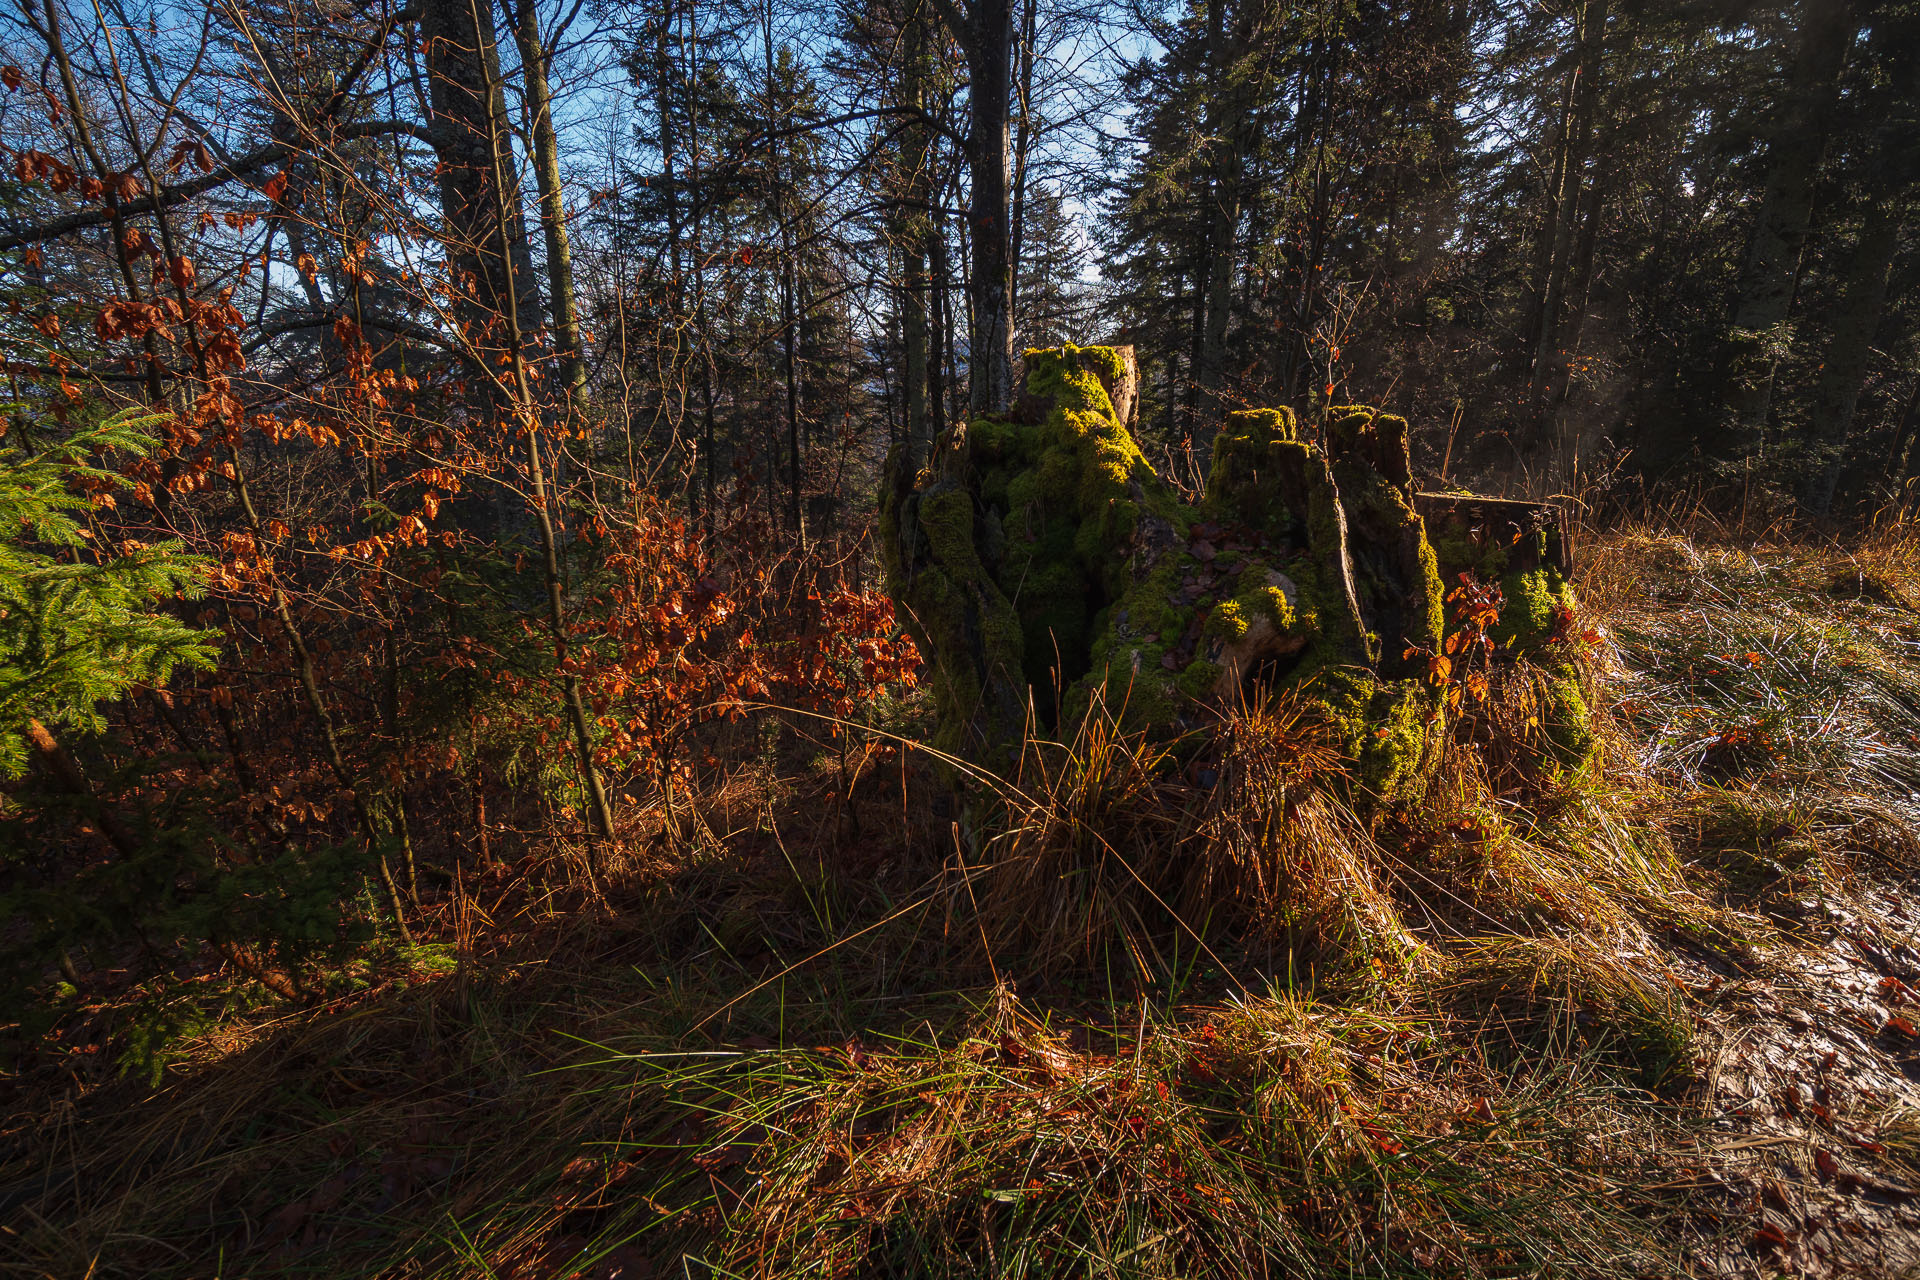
[{"x1": 11, "y1": 524, "x2": 1920, "y2": 1278}]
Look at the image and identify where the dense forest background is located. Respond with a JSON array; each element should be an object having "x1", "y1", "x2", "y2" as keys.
[{"x1": 3, "y1": 0, "x2": 1919, "y2": 1037}]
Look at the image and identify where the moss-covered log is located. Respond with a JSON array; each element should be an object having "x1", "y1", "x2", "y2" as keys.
[{"x1": 882, "y1": 344, "x2": 1590, "y2": 802}]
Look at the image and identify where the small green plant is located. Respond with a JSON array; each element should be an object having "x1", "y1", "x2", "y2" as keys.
[{"x1": 0, "y1": 407, "x2": 385, "y2": 1021}]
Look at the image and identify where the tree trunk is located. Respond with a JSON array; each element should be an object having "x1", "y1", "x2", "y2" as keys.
[
  {"x1": 468, "y1": 0, "x2": 618, "y2": 852},
  {"x1": 657, "y1": 0, "x2": 688, "y2": 478},
  {"x1": 1193, "y1": 0, "x2": 1242, "y2": 465},
  {"x1": 423, "y1": 0, "x2": 540, "y2": 377},
  {"x1": 1803, "y1": 194, "x2": 1906, "y2": 514},
  {"x1": 903, "y1": 234, "x2": 932, "y2": 452},
  {"x1": 684, "y1": 0, "x2": 720, "y2": 519},
  {"x1": 1717, "y1": 0, "x2": 1856, "y2": 464},
  {"x1": 1526, "y1": 0, "x2": 1608, "y2": 430},
  {"x1": 1279, "y1": 31, "x2": 1332, "y2": 406},
  {"x1": 1891, "y1": 378, "x2": 1920, "y2": 507},
  {"x1": 1008, "y1": 0, "x2": 1037, "y2": 330},
  {"x1": 763, "y1": 0, "x2": 804, "y2": 540},
  {"x1": 895, "y1": 9, "x2": 934, "y2": 460},
  {"x1": 936, "y1": 0, "x2": 1016, "y2": 414},
  {"x1": 510, "y1": 0, "x2": 587, "y2": 411},
  {"x1": 1186, "y1": 225, "x2": 1210, "y2": 445},
  {"x1": 783, "y1": 240, "x2": 803, "y2": 540},
  {"x1": 931, "y1": 194, "x2": 957, "y2": 423},
  {"x1": 1523, "y1": 22, "x2": 1580, "y2": 401}
]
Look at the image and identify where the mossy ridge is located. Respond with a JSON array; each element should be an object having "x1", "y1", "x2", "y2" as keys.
[
  {"x1": 972, "y1": 344, "x2": 1190, "y2": 709},
  {"x1": 884, "y1": 346, "x2": 1485, "y2": 806},
  {"x1": 1070, "y1": 403, "x2": 1362, "y2": 745},
  {"x1": 1323, "y1": 405, "x2": 1446, "y2": 680},
  {"x1": 1202, "y1": 407, "x2": 1371, "y2": 665},
  {"x1": 1498, "y1": 558, "x2": 1579, "y2": 649},
  {"x1": 1420, "y1": 499, "x2": 1578, "y2": 656},
  {"x1": 1487, "y1": 562, "x2": 1589, "y2": 780},
  {"x1": 1302, "y1": 664, "x2": 1441, "y2": 805}
]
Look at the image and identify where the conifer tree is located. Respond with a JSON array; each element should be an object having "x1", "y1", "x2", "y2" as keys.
[{"x1": 0, "y1": 408, "x2": 214, "y2": 778}]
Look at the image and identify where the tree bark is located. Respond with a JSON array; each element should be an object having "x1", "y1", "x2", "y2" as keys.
[
  {"x1": 423, "y1": 0, "x2": 539, "y2": 376},
  {"x1": 1008, "y1": 0, "x2": 1037, "y2": 329},
  {"x1": 763, "y1": 0, "x2": 805, "y2": 541},
  {"x1": 1193, "y1": 0, "x2": 1242, "y2": 465},
  {"x1": 896, "y1": 9, "x2": 933, "y2": 457},
  {"x1": 510, "y1": 0, "x2": 587, "y2": 412},
  {"x1": 932, "y1": 0, "x2": 1016, "y2": 414},
  {"x1": 683, "y1": 0, "x2": 720, "y2": 519},
  {"x1": 465, "y1": 0, "x2": 618, "y2": 852},
  {"x1": 1717, "y1": 0, "x2": 1856, "y2": 464},
  {"x1": 1892, "y1": 378, "x2": 1920, "y2": 507},
  {"x1": 1526, "y1": 0, "x2": 1608, "y2": 429},
  {"x1": 1803, "y1": 194, "x2": 1906, "y2": 514},
  {"x1": 931, "y1": 192, "x2": 956, "y2": 424}
]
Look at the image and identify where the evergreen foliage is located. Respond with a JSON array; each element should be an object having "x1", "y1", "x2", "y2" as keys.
[{"x1": 0, "y1": 408, "x2": 215, "y2": 776}]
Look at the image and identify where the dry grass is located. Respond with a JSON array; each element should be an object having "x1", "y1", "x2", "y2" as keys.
[
  {"x1": 972, "y1": 689, "x2": 1413, "y2": 987},
  {"x1": 18, "y1": 518, "x2": 1920, "y2": 1276},
  {"x1": 1439, "y1": 935, "x2": 1696, "y2": 1092},
  {"x1": 614, "y1": 987, "x2": 1687, "y2": 1279}
]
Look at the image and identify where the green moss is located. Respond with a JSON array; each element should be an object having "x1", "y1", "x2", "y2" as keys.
[
  {"x1": 1497, "y1": 563, "x2": 1578, "y2": 651},
  {"x1": 880, "y1": 474, "x2": 1028, "y2": 765},
  {"x1": 916, "y1": 487, "x2": 976, "y2": 564},
  {"x1": 1323, "y1": 407, "x2": 1443, "y2": 674},
  {"x1": 884, "y1": 353, "x2": 1468, "y2": 808},
  {"x1": 1417, "y1": 536, "x2": 1445, "y2": 645},
  {"x1": 1428, "y1": 514, "x2": 1575, "y2": 658},
  {"x1": 1202, "y1": 408, "x2": 1303, "y2": 530},
  {"x1": 1077, "y1": 557, "x2": 1194, "y2": 728},
  {"x1": 1205, "y1": 582, "x2": 1297, "y2": 642},
  {"x1": 1540, "y1": 671, "x2": 1595, "y2": 770},
  {"x1": 1430, "y1": 527, "x2": 1509, "y2": 580},
  {"x1": 1305, "y1": 666, "x2": 1439, "y2": 805},
  {"x1": 1207, "y1": 597, "x2": 1252, "y2": 641},
  {"x1": 1324, "y1": 406, "x2": 1371, "y2": 455},
  {"x1": 1176, "y1": 659, "x2": 1224, "y2": 701},
  {"x1": 969, "y1": 345, "x2": 1192, "y2": 708}
]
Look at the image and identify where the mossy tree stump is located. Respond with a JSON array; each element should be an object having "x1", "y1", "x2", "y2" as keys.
[{"x1": 882, "y1": 344, "x2": 1586, "y2": 803}]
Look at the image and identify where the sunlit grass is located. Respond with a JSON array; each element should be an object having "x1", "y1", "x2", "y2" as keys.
[{"x1": 17, "y1": 522, "x2": 1920, "y2": 1276}]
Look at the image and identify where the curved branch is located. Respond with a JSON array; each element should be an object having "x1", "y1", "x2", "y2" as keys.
[{"x1": 0, "y1": 120, "x2": 436, "y2": 253}]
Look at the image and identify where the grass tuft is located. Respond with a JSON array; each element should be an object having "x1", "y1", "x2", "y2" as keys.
[
  {"x1": 1441, "y1": 935, "x2": 1696, "y2": 1093},
  {"x1": 973, "y1": 689, "x2": 1414, "y2": 987},
  {"x1": 613, "y1": 988, "x2": 1685, "y2": 1279}
]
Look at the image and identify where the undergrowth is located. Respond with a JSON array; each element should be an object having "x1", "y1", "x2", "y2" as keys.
[{"x1": 12, "y1": 521, "x2": 1920, "y2": 1277}]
